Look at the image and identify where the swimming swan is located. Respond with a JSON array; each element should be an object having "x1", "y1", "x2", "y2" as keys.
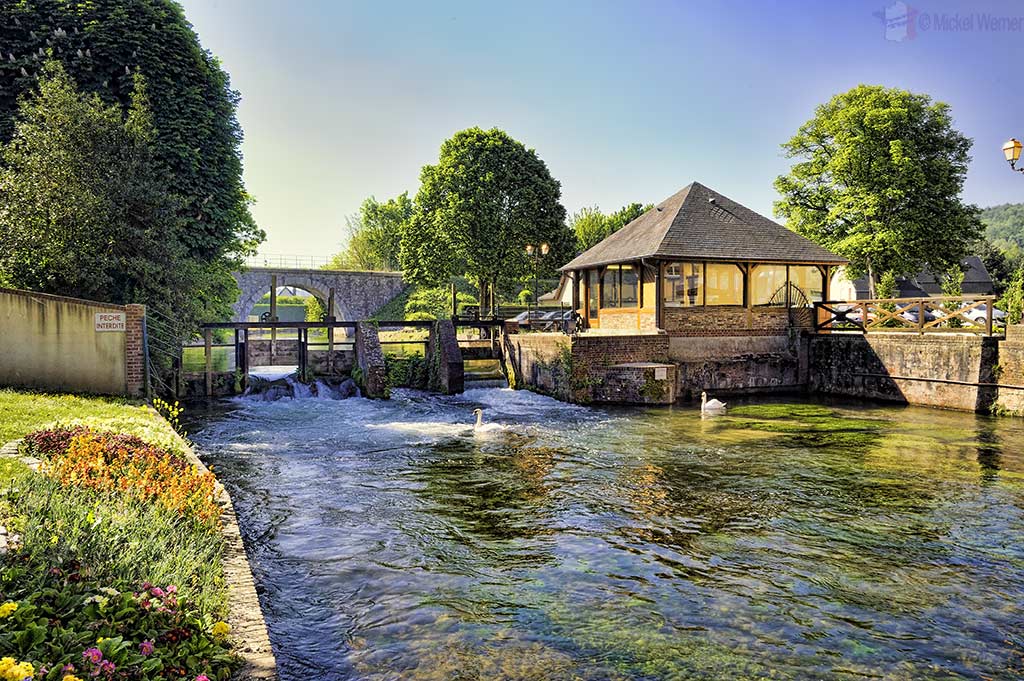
[
  {"x1": 473, "y1": 408, "x2": 505, "y2": 433},
  {"x1": 700, "y1": 391, "x2": 727, "y2": 415}
]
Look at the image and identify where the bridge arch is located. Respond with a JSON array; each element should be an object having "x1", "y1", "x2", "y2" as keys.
[{"x1": 231, "y1": 267, "x2": 405, "y2": 323}]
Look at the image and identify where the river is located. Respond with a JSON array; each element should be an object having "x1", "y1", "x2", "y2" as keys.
[{"x1": 190, "y1": 388, "x2": 1024, "y2": 680}]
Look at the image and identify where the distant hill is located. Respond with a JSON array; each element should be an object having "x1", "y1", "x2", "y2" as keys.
[{"x1": 981, "y1": 203, "x2": 1024, "y2": 249}]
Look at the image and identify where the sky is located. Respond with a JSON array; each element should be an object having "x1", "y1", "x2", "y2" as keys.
[{"x1": 177, "y1": 0, "x2": 1024, "y2": 259}]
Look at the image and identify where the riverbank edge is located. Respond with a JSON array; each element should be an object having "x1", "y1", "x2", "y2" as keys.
[{"x1": 1, "y1": 416, "x2": 279, "y2": 681}]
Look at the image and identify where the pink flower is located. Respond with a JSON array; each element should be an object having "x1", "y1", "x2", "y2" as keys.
[
  {"x1": 195, "y1": 676, "x2": 210, "y2": 681},
  {"x1": 139, "y1": 640, "x2": 155, "y2": 656},
  {"x1": 100, "y1": 660, "x2": 116, "y2": 674},
  {"x1": 83, "y1": 648, "x2": 103, "y2": 664},
  {"x1": 150, "y1": 587, "x2": 165, "y2": 598},
  {"x1": 166, "y1": 585, "x2": 177, "y2": 594}
]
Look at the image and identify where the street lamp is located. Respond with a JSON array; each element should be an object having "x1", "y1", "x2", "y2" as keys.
[
  {"x1": 1003, "y1": 138, "x2": 1024, "y2": 173},
  {"x1": 524, "y1": 242, "x2": 550, "y2": 324}
]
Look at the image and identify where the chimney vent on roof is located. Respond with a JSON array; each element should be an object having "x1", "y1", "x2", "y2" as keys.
[{"x1": 708, "y1": 197, "x2": 716, "y2": 204}]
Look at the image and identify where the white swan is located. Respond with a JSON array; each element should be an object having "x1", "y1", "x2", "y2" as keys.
[
  {"x1": 701, "y1": 391, "x2": 727, "y2": 415},
  {"x1": 473, "y1": 408, "x2": 505, "y2": 434}
]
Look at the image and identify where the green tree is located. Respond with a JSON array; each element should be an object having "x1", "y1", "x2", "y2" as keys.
[
  {"x1": 571, "y1": 206, "x2": 608, "y2": 252},
  {"x1": 305, "y1": 296, "x2": 325, "y2": 322},
  {"x1": 980, "y1": 202, "x2": 1024, "y2": 250},
  {"x1": 404, "y1": 287, "x2": 477, "y2": 320},
  {"x1": 0, "y1": 0, "x2": 263, "y2": 265},
  {"x1": 774, "y1": 84, "x2": 982, "y2": 297},
  {"x1": 330, "y1": 193, "x2": 412, "y2": 271},
  {"x1": 571, "y1": 202, "x2": 653, "y2": 252},
  {"x1": 400, "y1": 127, "x2": 574, "y2": 299},
  {"x1": 606, "y1": 202, "x2": 651, "y2": 233},
  {"x1": 0, "y1": 61, "x2": 233, "y2": 358},
  {"x1": 1002, "y1": 268, "x2": 1024, "y2": 325}
]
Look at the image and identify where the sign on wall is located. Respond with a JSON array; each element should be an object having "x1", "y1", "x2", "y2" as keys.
[{"x1": 95, "y1": 312, "x2": 126, "y2": 332}]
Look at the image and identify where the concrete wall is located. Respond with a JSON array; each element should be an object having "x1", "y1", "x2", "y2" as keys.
[
  {"x1": 0, "y1": 288, "x2": 145, "y2": 396},
  {"x1": 809, "y1": 333, "x2": 999, "y2": 411}
]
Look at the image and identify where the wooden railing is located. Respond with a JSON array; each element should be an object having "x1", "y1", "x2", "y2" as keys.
[{"x1": 814, "y1": 296, "x2": 1002, "y2": 336}]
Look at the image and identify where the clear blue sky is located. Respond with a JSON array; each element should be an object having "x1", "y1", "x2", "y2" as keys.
[{"x1": 177, "y1": 0, "x2": 1023, "y2": 257}]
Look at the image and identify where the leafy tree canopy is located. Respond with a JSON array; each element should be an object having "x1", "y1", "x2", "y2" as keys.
[
  {"x1": 0, "y1": 61, "x2": 235, "y2": 358},
  {"x1": 400, "y1": 127, "x2": 574, "y2": 289},
  {"x1": 329, "y1": 193, "x2": 412, "y2": 271},
  {"x1": 571, "y1": 202, "x2": 653, "y2": 252},
  {"x1": 980, "y1": 203, "x2": 1024, "y2": 252},
  {"x1": 0, "y1": 0, "x2": 263, "y2": 262},
  {"x1": 774, "y1": 84, "x2": 982, "y2": 293}
]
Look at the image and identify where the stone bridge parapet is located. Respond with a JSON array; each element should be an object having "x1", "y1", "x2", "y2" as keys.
[{"x1": 231, "y1": 267, "x2": 405, "y2": 322}]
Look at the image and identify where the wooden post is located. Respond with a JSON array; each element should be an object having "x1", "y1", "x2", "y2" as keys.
[
  {"x1": 917, "y1": 299, "x2": 925, "y2": 334},
  {"x1": 860, "y1": 301, "x2": 869, "y2": 333},
  {"x1": 451, "y1": 282, "x2": 458, "y2": 319},
  {"x1": 986, "y1": 298, "x2": 994, "y2": 336},
  {"x1": 270, "y1": 274, "x2": 278, "y2": 359},
  {"x1": 241, "y1": 329, "x2": 249, "y2": 376},
  {"x1": 204, "y1": 328, "x2": 213, "y2": 398},
  {"x1": 327, "y1": 288, "x2": 336, "y2": 373},
  {"x1": 654, "y1": 263, "x2": 663, "y2": 332}
]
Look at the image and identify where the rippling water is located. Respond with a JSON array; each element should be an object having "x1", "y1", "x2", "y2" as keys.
[{"x1": 190, "y1": 389, "x2": 1024, "y2": 680}]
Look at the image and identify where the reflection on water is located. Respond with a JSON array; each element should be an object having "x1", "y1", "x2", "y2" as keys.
[{"x1": 191, "y1": 389, "x2": 1024, "y2": 680}]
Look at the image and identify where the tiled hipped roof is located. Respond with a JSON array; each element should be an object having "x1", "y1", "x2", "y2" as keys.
[{"x1": 560, "y1": 182, "x2": 847, "y2": 270}]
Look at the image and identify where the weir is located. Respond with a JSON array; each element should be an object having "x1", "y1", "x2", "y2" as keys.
[{"x1": 174, "y1": 318, "x2": 508, "y2": 401}]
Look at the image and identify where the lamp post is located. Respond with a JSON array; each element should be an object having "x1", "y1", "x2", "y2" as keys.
[
  {"x1": 1003, "y1": 138, "x2": 1024, "y2": 173},
  {"x1": 525, "y1": 242, "x2": 550, "y2": 325}
]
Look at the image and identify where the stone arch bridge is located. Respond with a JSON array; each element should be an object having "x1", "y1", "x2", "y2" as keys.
[{"x1": 232, "y1": 267, "x2": 406, "y2": 322}]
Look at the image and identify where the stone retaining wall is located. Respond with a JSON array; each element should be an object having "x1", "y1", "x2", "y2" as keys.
[{"x1": 808, "y1": 333, "x2": 999, "y2": 411}]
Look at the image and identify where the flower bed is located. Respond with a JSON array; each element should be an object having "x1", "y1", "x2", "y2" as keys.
[
  {"x1": 0, "y1": 426, "x2": 239, "y2": 680},
  {"x1": 24, "y1": 427, "x2": 220, "y2": 527}
]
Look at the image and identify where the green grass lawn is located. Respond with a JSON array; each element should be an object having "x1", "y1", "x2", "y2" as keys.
[{"x1": 0, "y1": 388, "x2": 184, "y2": 454}]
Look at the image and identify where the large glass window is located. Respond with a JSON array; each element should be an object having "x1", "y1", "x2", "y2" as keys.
[
  {"x1": 587, "y1": 269, "x2": 599, "y2": 318},
  {"x1": 705, "y1": 263, "x2": 744, "y2": 305},
  {"x1": 664, "y1": 263, "x2": 703, "y2": 306},
  {"x1": 602, "y1": 267, "x2": 621, "y2": 308},
  {"x1": 788, "y1": 266, "x2": 823, "y2": 306},
  {"x1": 621, "y1": 266, "x2": 639, "y2": 306},
  {"x1": 751, "y1": 265, "x2": 788, "y2": 306},
  {"x1": 600, "y1": 265, "x2": 640, "y2": 309}
]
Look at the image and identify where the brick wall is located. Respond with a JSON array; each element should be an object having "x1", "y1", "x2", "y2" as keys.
[
  {"x1": 663, "y1": 306, "x2": 812, "y2": 336},
  {"x1": 593, "y1": 308, "x2": 657, "y2": 332},
  {"x1": 125, "y1": 304, "x2": 146, "y2": 397},
  {"x1": 572, "y1": 333, "x2": 670, "y2": 364}
]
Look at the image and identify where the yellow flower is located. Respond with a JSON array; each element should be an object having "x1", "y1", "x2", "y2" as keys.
[
  {"x1": 211, "y1": 620, "x2": 231, "y2": 637},
  {"x1": 97, "y1": 636, "x2": 105, "y2": 643},
  {"x1": 5, "y1": 661, "x2": 33, "y2": 681},
  {"x1": 0, "y1": 602, "x2": 18, "y2": 619},
  {"x1": 0, "y1": 660, "x2": 13, "y2": 675},
  {"x1": 64, "y1": 675, "x2": 84, "y2": 681}
]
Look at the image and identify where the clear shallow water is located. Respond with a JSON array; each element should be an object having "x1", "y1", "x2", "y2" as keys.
[{"x1": 190, "y1": 389, "x2": 1024, "y2": 680}]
